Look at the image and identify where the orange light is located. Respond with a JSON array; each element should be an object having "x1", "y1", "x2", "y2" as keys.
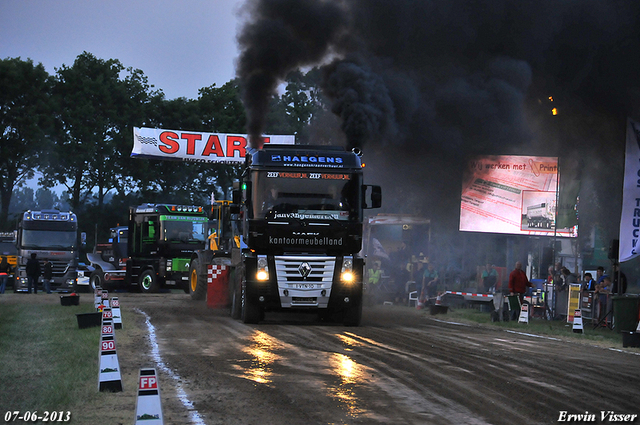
[
  {"x1": 549, "y1": 96, "x2": 554, "y2": 102},
  {"x1": 361, "y1": 163, "x2": 365, "y2": 168},
  {"x1": 552, "y1": 108, "x2": 558, "y2": 116}
]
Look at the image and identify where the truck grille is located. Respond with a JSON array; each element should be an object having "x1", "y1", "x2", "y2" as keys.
[{"x1": 274, "y1": 256, "x2": 335, "y2": 308}]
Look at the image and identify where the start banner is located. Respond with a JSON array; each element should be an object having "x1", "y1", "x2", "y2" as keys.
[{"x1": 131, "y1": 127, "x2": 295, "y2": 164}]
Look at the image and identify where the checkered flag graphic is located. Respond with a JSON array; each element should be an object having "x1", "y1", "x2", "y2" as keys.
[{"x1": 136, "y1": 133, "x2": 158, "y2": 146}]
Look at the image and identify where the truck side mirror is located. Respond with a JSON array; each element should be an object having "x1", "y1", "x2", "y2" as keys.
[{"x1": 363, "y1": 185, "x2": 382, "y2": 209}]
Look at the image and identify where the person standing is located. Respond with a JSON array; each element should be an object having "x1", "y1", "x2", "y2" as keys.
[
  {"x1": 26, "y1": 253, "x2": 41, "y2": 294},
  {"x1": 422, "y1": 263, "x2": 439, "y2": 301},
  {"x1": 508, "y1": 261, "x2": 534, "y2": 319},
  {"x1": 0, "y1": 257, "x2": 11, "y2": 294},
  {"x1": 43, "y1": 259, "x2": 53, "y2": 294},
  {"x1": 481, "y1": 264, "x2": 498, "y2": 293},
  {"x1": 582, "y1": 272, "x2": 597, "y2": 291}
]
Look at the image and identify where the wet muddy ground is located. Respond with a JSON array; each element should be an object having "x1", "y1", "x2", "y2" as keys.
[{"x1": 116, "y1": 293, "x2": 639, "y2": 425}]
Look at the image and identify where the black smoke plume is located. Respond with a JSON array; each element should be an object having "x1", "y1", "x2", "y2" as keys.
[
  {"x1": 237, "y1": 0, "x2": 640, "y2": 272},
  {"x1": 236, "y1": 0, "x2": 347, "y2": 148}
]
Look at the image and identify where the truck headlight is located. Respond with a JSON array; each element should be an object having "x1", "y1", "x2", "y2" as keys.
[
  {"x1": 256, "y1": 256, "x2": 269, "y2": 281},
  {"x1": 341, "y1": 257, "x2": 355, "y2": 283}
]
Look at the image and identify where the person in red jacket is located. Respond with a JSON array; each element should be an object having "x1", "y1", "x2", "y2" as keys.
[{"x1": 508, "y1": 261, "x2": 534, "y2": 319}]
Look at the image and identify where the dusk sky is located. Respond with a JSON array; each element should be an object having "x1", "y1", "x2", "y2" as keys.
[{"x1": 0, "y1": 0, "x2": 242, "y2": 100}]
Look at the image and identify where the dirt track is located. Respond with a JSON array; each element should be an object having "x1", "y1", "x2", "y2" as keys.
[
  {"x1": 107, "y1": 293, "x2": 640, "y2": 425},
  {"x1": 5, "y1": 292, "x2": 639, "y2": 424}
]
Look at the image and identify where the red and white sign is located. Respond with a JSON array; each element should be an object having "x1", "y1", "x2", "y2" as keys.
[
  {"x1": 132, "y1": 127, "x2": 295, "y2": 164},
  {"x1": 102, "y1": 325, "x2": 114, "y2": 335},
  {"x1": 139, "y1": 376, "x2": 158, "y2": 390},
  {"x1": 111, "y1": 298, "x2": 120, "y2": 308},
  {"x1": 101, "y1": 340, "x2": 116, "y2": 352},
  {"x1": 102, "y1": 310, "x2": 113, "y2": 319}
]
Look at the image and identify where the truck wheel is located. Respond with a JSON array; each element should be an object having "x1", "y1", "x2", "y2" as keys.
[
  {"x1": 241, "y1": 281, "x2": 261, "y2": 324},
  {"x1": 89, "y1": 271, "x2": 102, "y2": 292},
  {"x1": 139, "y1": 270, "x2": 159, "y2": 293},
  {"x1": 189, "y1": 258, "x2": 207, "y2": 301},
  {"x1": 343, "y1": 296, "x2": 363, "y2": 326}
]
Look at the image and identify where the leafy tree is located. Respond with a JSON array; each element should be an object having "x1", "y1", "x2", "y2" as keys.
[
  {"x1": 8, "y1": 187, "x2": 36, "y2": 219},
  {"x1": 199, "y1": 80, "x2": 246, "y2": 133},
  {"x1": 43, "y1": 52, "x2": 154, "y2": 211},
  {"x1": 0, "y1": 57, "x2": 53, "y2": 229},
  {"x1": 35, "y1": 188, "x2": 60, "y2": 210}
]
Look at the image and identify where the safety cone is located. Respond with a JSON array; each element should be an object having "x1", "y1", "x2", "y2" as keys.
[
  {"x1": 572, "y1": 309, "x2": 584, "y2": 334},
  {"x1": 134, "y1": 368, "x2": 164, "y2": 424},
  {"x1": 518, "y1": 303, "x2": 529, "y2": 324},
  {"x1": 111, "y1": 297, "x2": 123, "y2": 329},
  {"x1": 98, "y1": 334, "x2": 122, "y2": 392}
]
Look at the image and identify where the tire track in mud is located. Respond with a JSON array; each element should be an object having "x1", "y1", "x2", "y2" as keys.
[{"x1": 129, "y1": 296, "x2": 640, "y2": 425}]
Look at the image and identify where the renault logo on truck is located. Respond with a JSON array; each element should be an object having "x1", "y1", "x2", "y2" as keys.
[{"x1": 298, "y1": 262, "x2": 312, "y2": 279}]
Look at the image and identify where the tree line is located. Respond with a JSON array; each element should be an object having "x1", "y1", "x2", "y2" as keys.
[{"x1": 0, "y1": 52, "x2": 333, "y2": 244}]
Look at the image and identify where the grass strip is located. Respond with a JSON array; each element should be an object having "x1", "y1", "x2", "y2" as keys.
[
  {"x1": 441, "y1": 306, "x2": 631, "y2": 348},
  {"x1": 0, "y1": 302, "x2": 100, "y2": 411}
]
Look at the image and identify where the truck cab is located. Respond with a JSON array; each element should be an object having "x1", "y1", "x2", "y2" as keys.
[
  {"x1": 232, "y1": 145, "x2": 381, "y2": 325},
  {"x1": 15, "y1": 210, "x2": 80, "y2": 292}
]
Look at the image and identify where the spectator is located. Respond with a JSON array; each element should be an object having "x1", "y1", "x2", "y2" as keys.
[
  {"x1": 508, "y1": 261, "x2": 534, "y2": 319},
  {"x1": 43, "y1": 259, "x2": 53, "y2": 294},
  {"x1": 582, "y1": 272, "x2": 597, "y2": 291},
  {"x1": 422, "y1": 262, "x2": 439, "y2": 301},
  {"x1": 481, "y1": 263, "x2": 498, "y2": 293},
  {"x1": 26, "y1": 253, "x2": 41, "y2": 294},
  {"x1": 595, "y1": 276, "x2": 612, "y2": 322},
  {"x1": 367, "y1": 261, "x2": 383, "y2": 287},
  {"x1": 0, "y1": 257, "x2": 11, "y2": 294},
  {"x1": 596, "y1": 266, "x2": 608, "y2": 284}
]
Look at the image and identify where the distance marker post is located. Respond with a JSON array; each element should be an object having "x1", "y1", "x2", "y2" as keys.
[
  {"x1": 111, "y1": 297, "x2": 123, "y2": 329},
  {"x1": 101, "y1": 290, "x2": 110, "y2": 308},
  {"x1": 98, "y1": 307, "x2": 121, "y2": 392},
  {"x1": 572, "y1": 309, "x2": 584, "y2": 334},
  {"x1": 134, "y1": 368, "x2": 164, "y2": 424},
  {"x1": 518, "y1": 303, "x2": 529, "y2": 324}
]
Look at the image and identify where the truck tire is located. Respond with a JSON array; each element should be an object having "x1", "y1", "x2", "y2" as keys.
[
  {"x1": 241, "y1": 281, "x2": 261, "y2": 324},
  {"x1": 343, "y1": 295, "x2": 363, "y2": 326},
  {"x1": 139, "y1": 269, "x2": 159, "y2": 293},
  {"x1": 189, "y1": 258, "x2": 207, "y2": 301},
  {"x1": 89, "y1": 270, "x2": 103, "y2": 292}
]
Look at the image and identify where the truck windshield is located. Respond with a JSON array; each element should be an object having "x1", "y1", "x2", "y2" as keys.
[
  {"x1": 20, "y1": 230, "x2": 77, "y2": 250},
  {"x1": 251, "y1": 170, "x2": 360, "y2": 221},
  {"x1": 160, "y1": 216, "x2": 207, "y2": 243},
  {"x1": 0, "y1": 241, "x2": 16, "y2": 255}
]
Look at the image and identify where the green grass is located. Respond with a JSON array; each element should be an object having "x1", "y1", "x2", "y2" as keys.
[
  {"x1": 442, "y1": 306, "x2": 632, "y2": 348},
  {"x1": 0, "y1": 302, "x2": 100, "y2": 411}
]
